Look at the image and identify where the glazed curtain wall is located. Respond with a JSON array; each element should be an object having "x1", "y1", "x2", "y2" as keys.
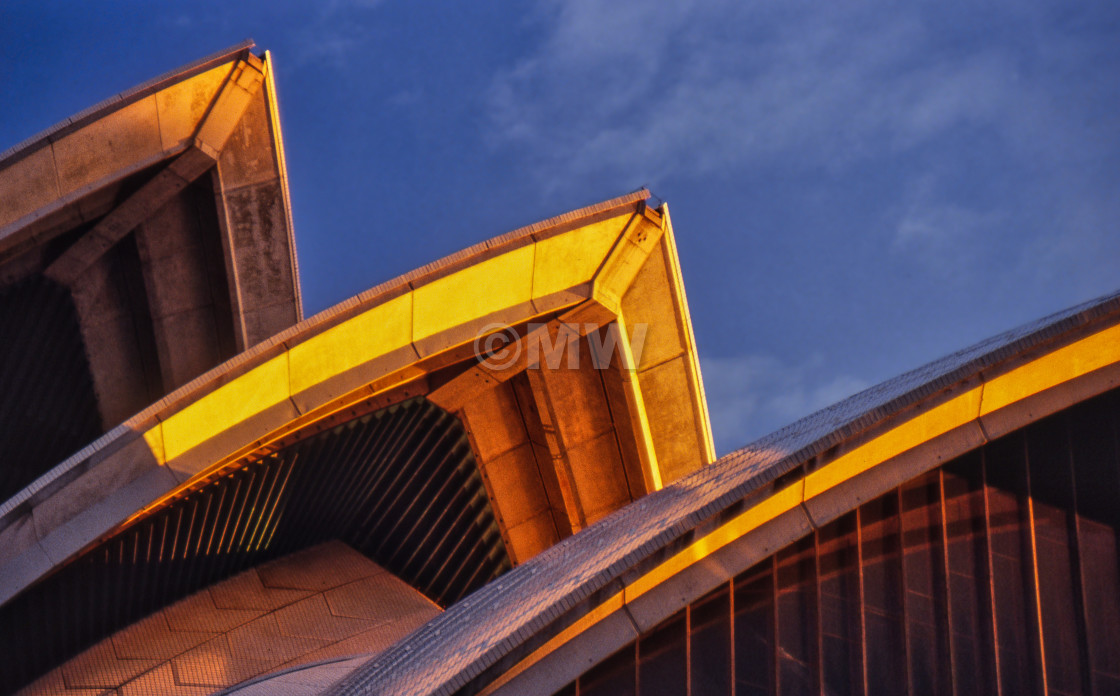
[{"x1": 556, "y1": 387, "x2": 1120, "y2": 696}]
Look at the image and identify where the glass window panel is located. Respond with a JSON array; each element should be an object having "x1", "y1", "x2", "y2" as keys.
[
  {"x1": 907, "y1": 622, "x2": 941, "y2": 695},
  {"x1": 985, "y1": 433, "x2": 1043, "y2": 696},
  {"x1": 778, "y1": 655, "x2": 815, "y2": 696},
  {"x1": 1027, "y1": 416, "x2": 1087, "y2": 694},
  {"x1": 941, "y1": 457, "x2": 999, "y2": 695},
  {"x1": 580, "y1": 643, "x2": 636, "y2": 696},
  {"x1": 1069, "y1": 391, "x2": 1120, "y2": 527},
  {"x1": 900, "y1": 472, "x2": 952, "y2": 695},
  {"x1": 638, "y1": 613, "x2": 686, "y2": 696},
  {"x1": 864, "y1": 611, "x2": 907, "y2": 696},
  {"x1": 776, "y1": 535, "x2": 817, "y2": 695},
  {"x1": 734, "y1": 561, "x2": 774, "y2": 694},
  {"x1": 550, "y1": 389, "x2": 1120, "y2": 696},
  {"x1": 989, "y1": 551, "x2": 1038, "y2": 696},
  {"x1": 1095, "y1": 673, "x2": 1120, "y2": 696},
  {"x1": 733, "y1": 678, "x2": 770, "y2": 696},
  {"x1": 861, "y1": 494, "x2": 903, "y2": 617},
  {"x1": 1079, "y1": 519, "x2": 1120, "y2": 694},
  {"x1": 690, "y1": 585, "x2": 732, "y2": 696},
  {"x1": 942, "y1": 455, "x2": 990, "y2": 659},
  {"x1": 861, "y1": 494, "x2": 907, "y2": 696},
  {"x1": 1069, "y1": 394, "x2": 1120, "y2": 689},
  {"x1": 943, "y1": 453, "x2": 987, "y2": 577},
  {"x1": 952, "y1": 633, "x2": 984, "y2": 696},
  {"x1": 821, "y1": 635, "x2": 857, "y2": 696},
  {"x1": 818, "y1": 512, "x2": 861, "y2": 696}
]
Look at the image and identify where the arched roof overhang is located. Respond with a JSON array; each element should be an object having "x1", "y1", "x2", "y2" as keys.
[
  {"x1": 324, "y1": 290, "x2": 1120, "y2": 696},
  {"x1": 0, "y1": 42, "x2": 304, "y2": 506},
  {"x1": 0, "y1": 190, "x2": 716, "y2": 610},
  {"x1": 0, "y1": 40, "x2": 302, "y2": 351}
]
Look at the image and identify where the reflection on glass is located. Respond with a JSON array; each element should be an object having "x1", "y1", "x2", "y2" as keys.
[{"x1": 560, "y1": 389, "x2": 1120, "y2": 696}]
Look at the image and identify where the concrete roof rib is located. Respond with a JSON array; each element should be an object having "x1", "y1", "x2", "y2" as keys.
[
  {"x1": 0, "y1": 189, "x2": 651, "y2": 525},
  {"x1": 0, "y1": 40, "x2": 256, "y2": 167}
]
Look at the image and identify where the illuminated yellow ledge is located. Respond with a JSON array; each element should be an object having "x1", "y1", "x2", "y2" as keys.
[
  {"x1": 481, "y1": 319, "x2": 1120, "y2": 696},
  {"x1": 0, "y1": 191, "x2": 719, "y2": 608},
  {"x1": 149, "y1": 195, "x2": 671, "y2": 469}
]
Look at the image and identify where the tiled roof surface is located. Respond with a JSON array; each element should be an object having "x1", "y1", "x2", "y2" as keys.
[
  {"x1": 329, "y1": 288, "x2": 1120, "y2": 696},
  {"x1": 18, "y1": 541, "x2": 440, "y2": 695},
  {"x1": 0, "y1": 398, "x2": 500, "y2": 694},
  {"x1": 220, "y1": 656, "x2": 372, "y2": 696}
]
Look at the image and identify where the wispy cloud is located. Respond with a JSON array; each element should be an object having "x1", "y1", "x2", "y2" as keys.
[
  {"x1": 292, "y1": 0, "x2": 387, "y2": 69},
  {"x1": 294, "y1": 30, "x2": 364, "y2": 69},
  {"x1": 485, "y1": 2, "x2": 1037, "y2": 185},
  {"x1": 890, "y1": 174, "x2": 1005, "y2": 278},
  {"x1": 701, "y1": 352, "x2": 869, "y2": 455},
  {"x1": 485, "y1": 0, "x2": 1120, "y2": 296}
]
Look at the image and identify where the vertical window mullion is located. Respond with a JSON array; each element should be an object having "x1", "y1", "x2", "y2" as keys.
[
  {"x1": 1062, "y1": 412, "x2": 1095, "y2": 696},
  {"x1": 939, "y1": 469, "x2": 959, "y2": 696},
  {"x1": 897, "y1": 487, "x2": 913, "y2": 696},
  {"x1": 729, "y1": 577, "x2": 736, "y2": 693},
  {"x1": 814, "y1": 529, "x2": 824, "y2": 696},
  {"x1": 773, "y1": 554, "x2": 780, "y2": 695},
  {"x1": 857, "y1": 505, "x2": 869, "y2": 696},
  {"x1": 1023, "y1": 435, "x2": 1050, "y2": 696},
  {"x1": 981, "y1": 449, "x2": 1004, "y2": 696}
]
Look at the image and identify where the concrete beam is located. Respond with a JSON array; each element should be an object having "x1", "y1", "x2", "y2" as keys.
[
  {"x1": 427, "y1": 302, "x2": 611, "y2": 413},
  {"x1": 43, "y1": 147, "x2": 216, "y2": 285},
  {"x1": 43, "y1": 60, "x2": 264, "y2": 287},
  {"x1": 524, "y1": 332, "x2": 639, "y2": 530}
]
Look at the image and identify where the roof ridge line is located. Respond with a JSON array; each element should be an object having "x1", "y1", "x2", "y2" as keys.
[{"x1": 0, "y1": 39, "x2": 256, "y2": 168}]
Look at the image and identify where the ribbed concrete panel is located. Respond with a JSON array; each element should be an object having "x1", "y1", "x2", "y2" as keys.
[
  {"x1": 0, "y1": 398, "x2": 508, "y2": 693},
  {"x1": 268, "y1": 397, "x2": 511, "y2": 605},
  {"x1": 17, "y1": 541, "x2": 440, "y2": 695},
  {"x1": 0, "y1": 276, "x2": 101, "y2": 501}
]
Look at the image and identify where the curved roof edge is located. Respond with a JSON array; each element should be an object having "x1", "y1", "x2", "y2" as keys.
[
  {"x1": 326, "y1": 288, "x2": 1120, "y2": 696},
  {"x1": 0, "y1": 41, "x2": 303, "y2": 371},
  {"x1": 0, "y1": 189, "x2": 649, "y2": 521},
  {"x1": 0, "y1": 189, "x2": 662, "y2": 607},
  {"x1": 0, "y1": 40, "x2": 255, "y2": 167}
]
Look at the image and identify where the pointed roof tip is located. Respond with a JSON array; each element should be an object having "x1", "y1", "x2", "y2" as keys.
[{"x1": 630, "y1": 185, "x2": 666, "y2": 211}]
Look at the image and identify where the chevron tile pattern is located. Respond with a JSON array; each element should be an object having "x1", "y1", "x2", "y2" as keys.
[{"x1": 18, "y1": 541, "x2": 441, "y2": 695}]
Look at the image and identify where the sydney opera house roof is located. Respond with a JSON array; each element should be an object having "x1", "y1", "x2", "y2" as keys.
[{"x1": 2, "y1": 43, "x2": 1119, "y2": 696}]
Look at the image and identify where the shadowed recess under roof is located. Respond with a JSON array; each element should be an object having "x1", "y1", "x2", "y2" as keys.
[
  {"x1": 0, "y1": 397, "x2": 510, "y2": 693},
  {"x1": 0, "y1": 275, "x2": 101, "y2": 501}
]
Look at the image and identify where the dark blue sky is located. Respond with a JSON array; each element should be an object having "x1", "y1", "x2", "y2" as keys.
[{"x1": 3, "y1": 1, "x2": 1118, "y2": 454}]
